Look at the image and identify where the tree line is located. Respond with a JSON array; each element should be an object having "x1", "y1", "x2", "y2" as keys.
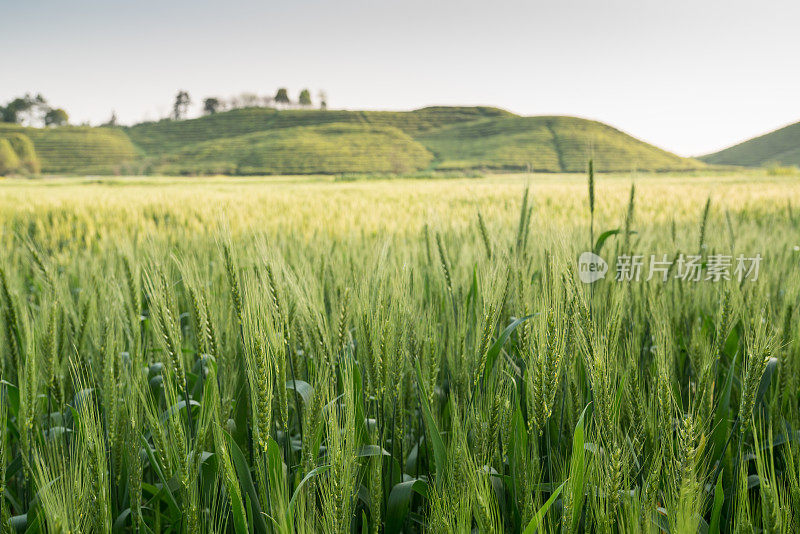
[
  {"x1": 175, "y1": 87, "x2": 327, "y2": 120},
  {"x1": 0, "y1": 94, "x2": 69, "y2": 127},
  {"x1": 0, "y1": 87, "x2": 328, "y2": 128}
]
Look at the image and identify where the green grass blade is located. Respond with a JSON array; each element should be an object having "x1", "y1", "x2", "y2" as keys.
[
  {"x1": 386, "y1": 479, "x2": 429, "y2": 534},
  {"x1": 568, "y1": 405, "x2": 590, "y2": 533},
  {"x1": 286, "y1": 464, "x2": 331, "y2": 524},
  {"x1": 709, "y1": 475, "x2": 724, "y2": 534},
  {"x1": 522, "y1": 481, "x2": 564, "y2": 534},
  {"x1": 223, "y1": 429, "x2": 268, "y2": 534},
  {"x1": 483, "y1": 314, "x2": 535, "y2": 384},
  {"x1": 413, "y1": 359, "x2": 446, "y2": 480}
]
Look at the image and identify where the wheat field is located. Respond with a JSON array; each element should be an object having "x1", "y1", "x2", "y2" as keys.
[{"x1": 0, "y1": 171, "x2": 799, "y2": 532}]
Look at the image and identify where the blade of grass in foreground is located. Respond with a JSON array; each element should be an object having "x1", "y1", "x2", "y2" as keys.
[
  {"x1": 413, "y1": 359, "x2": 446, "y2": 481},
  {"x1": 523, "y1": 481, "x2": 564, "y2": 534},
  {"x1": 565, "y1": 405, "x2": 590, "y2": 533}
]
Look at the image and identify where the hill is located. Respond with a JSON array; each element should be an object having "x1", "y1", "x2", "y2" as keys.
[
  {"x1": 417, "y1": 116, "x2": 699, "y2": 172},
  {"x1": 0, "y1": 124, "x2": 137, "y2": 174},
  {"x1": 152, "y1": 123, "x2": 434, "y2": 175},
  {"x1": 4, "y1": 106, "x2": 704, "y2": 175},
  {"x1": 700, "y1": 120, "x2": 800, "y2": 167},
  {"x1": 124, "y1": 106, "x2": 513, "y2": 156}
]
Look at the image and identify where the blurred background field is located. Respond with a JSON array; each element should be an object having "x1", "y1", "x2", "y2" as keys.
[{"x1": 2, "y1": 170, "x2": 797, "y2": 241}]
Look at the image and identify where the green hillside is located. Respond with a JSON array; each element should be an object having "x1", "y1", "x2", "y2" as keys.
[
  {"x1": 418, "y1": 116, "x2": 700, "y2": 172},
  {"x1": 126, "y1": 106, "x2": 512, "y2": 156},
  {"x1": 0, "y1": 124, "x2": 137, "y2": 174},
  {"x1": 2, "y1": 106, "x2": 704, "y2": 175},
  {"x1": 700, "y1": 120, "x2": 800, "y2": 167},
  {"x1": 153, "y1": 123, "x2": 434, "y2": 175}
]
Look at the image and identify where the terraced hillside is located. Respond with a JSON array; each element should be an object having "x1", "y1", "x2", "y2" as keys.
[
  {"x1": 418, "y1": 116, "x2": 700, "y2": 172},
  {"x1": 701, "y1": 120, "x2": 800, "y2": 167},
  {"x1": 153, "y1": 124, "x2": 434, "y2": 175},
  {"x1": 125, "y1": 106, "x2": 512, "y2": 156},
  {"x1": 3, "y1": 106, "x2": 704, "y2": 175},
  {"x1": 0, "y1": 124, "x2": 137, "y2": 174}
]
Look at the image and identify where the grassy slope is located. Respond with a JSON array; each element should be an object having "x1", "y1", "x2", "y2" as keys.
[
  {"x1": 0, "y1": 124, "x2": 137, "y2": 174},
  {"x1": 129, "y1": 108, "x2": 701, "y2": 175},
  {"x1": 700, "y1": 120, "x2": 800, "y2": 167},
  {"x1": 125, "y1": 106, "x2": 513, "y2": 156},
  {"x1": 418, "y1": 116, "x2": 702, "y2": 172},
  {"x1": 3, "y1": 106, "x2": 703, "y2": 175},
  {"x1": 155, "y1": 123, "x2": 434, "y2": 175}
]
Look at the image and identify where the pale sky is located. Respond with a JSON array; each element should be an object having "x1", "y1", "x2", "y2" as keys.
[{"x1": 3, "y1": 0, "x2": 799, "y2": 156}]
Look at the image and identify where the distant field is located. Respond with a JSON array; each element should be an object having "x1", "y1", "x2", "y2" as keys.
[{"x1": 1, "y1": 170, "x2": 793, "y2": 239}]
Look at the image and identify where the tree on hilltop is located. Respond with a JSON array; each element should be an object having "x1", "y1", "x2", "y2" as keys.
[
  {"x1": 203, "y1": 98, "x2": 221, "y2": 115},
  {"x1": 298, "y1": 89, "x2": 312, "y2": 108},
  {"x1": 274, "y1": 88, "x2": 290, "y2": 108},
  {"x1": 1, "y1": 94, "x2": 50, "y2": 125},
  {"x1": 0, "y1": 98, "x2": 31, "y2": 123},
  {"x1": 172, "y1": 90, "x2": 191, "y2": 120},
  {"x1": 44, "y1": 108, "x2": 69, "y2": 127},
  {"x1": 102, "y1": 111, "x2": 118, "y2": 127}
]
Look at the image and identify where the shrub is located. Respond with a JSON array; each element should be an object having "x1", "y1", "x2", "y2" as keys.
[
  {"x1": 3, "y1": 133, "x2": 40, "y2": 174},
  {"x1": 0, "y1": 138, "x2": 20, "y2": 175}
]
